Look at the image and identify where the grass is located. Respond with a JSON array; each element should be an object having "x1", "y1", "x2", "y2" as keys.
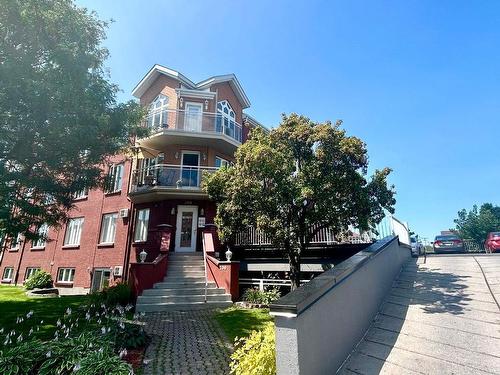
[
  {"x1": 215, "y1": 306, "x2": 273, "y2": 342},
  {"x1": 0, "y1": 285, "x2": 89, "y2": 340}
]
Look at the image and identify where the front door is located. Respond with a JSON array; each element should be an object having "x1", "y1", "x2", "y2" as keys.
[
  {"x1": 175, "y1": 205, "x2": 198, "y2": 252},
  {"x1": 185, "y1": 103, "x2": 203, "y2": 132},
  {"x1": 91, "y1": 268, "x2": 111, "y2": 292}
]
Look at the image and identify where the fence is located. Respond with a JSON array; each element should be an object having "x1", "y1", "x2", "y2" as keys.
[{"x1": 234, "y1": 225, "x2": 372, "y2": 247}]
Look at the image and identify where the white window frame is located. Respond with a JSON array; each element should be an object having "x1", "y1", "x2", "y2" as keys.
[
  {"x1": 63, "y1": 218, "x2": 84, "y2": 246},
  {"x1": 25, "y1": 267, "x2": 40, "y2": 280},
  {"x1": 10, "y1": 233, "x2": 22, "y2": 250},
  {"x1": 215, "y1": 156, "x2": 230, "y2": 169},
  {"x1": 134, "y1": 208, "x2": 150, "y2": 242},
  {"x1": 32, "y1": 224, "x2": 49, "y2": 249},
  {"x1": 2, "y1": 267, "x2": 13, "y2": 281},
  {"x1": 99, "y1": 213, "x2": 118, "y2": 245},
  {"x1": 106, "y1": 163, "x2": 124, "y2": 193},
  {"x1": 57, "y1": 268, "x2": 75, "y2": 283},
  {"x1": 147, "y1": 94, "x2": 169, "y2": 128},
  {"x1": 73, "y1": 187, "x2": 89, "y2": 200}
]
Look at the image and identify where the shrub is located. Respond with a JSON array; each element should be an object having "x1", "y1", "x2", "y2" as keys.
[
  {"x1": 230, "y1": 323, "x2": 276, "y2": 375},
  {"x1": 0, "y1": 339, "x2": 46, "y2": 375},
  {"x1": 111, "y1": 321, "x2": 148, "y2": 350},
  {"x1": 77, "y1": 349, "x2": 132, "y2": 375},
  {"x1": 242, "y1": 288, "x2": 281, "y2": 305},
  {"x1": 89, "y1": 283, "x2": 133, "y2": 307},
  {"x1": 24, "y1": 270, "x2": 53, "y2": 290},
  {"x1": 38, "y1": 332, "x2": 113, "y2": 375}
]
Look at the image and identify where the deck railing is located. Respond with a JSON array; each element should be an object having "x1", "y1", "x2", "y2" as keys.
[
  {"x1": 145, "y1": 109, "x2": 243, "y2": 143},
  {"x1": 131, "y1": 164, "x2": 218, "y2": 191},
  {"x1": 234, "y1": 225, "x2": 372, "y2": 246}
]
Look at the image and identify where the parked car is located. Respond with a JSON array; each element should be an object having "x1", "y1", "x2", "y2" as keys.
[
  {"x1": 410, "y1": 237, "x2": 424, "y2": 257},
  {"x1": 485, "y1": 232, "x2": 500, "y2": 253},
  {"x1": 433, "y1": 234, "x2": 465, "y2": 253}
]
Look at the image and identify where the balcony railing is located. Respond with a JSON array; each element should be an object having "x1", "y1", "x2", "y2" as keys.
[
  {"x1": 131, "y1": 164, "x2": 218, "y2": 191},
  {"x1": 145, "y1": 109, "x2": 242, "y2": 143}
]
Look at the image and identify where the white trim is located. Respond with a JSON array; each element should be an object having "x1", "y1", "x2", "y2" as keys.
[
  {"x1": 176, "y1": 88, "x2": 215, "y2": 100},
  {"x1": 175, "y1": 205, "x2": 198, "y2": 252},
  {"x1": 269, "y1": 311, "x2": 298, "y2": 318},
  {"x1": 132, "y1": 64, "x2": 196, "y2": 97},
  {"x1": 132, "y1": 65, "x2": 251, "y2": 108}
]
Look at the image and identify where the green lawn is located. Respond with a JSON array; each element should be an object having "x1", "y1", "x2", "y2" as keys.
[
  {"x1": 215, "y1": 306, "x2": 273, "y2": 342},
  {"x1": 0, "y1": 285, "x2": 89, "y2": 340}
]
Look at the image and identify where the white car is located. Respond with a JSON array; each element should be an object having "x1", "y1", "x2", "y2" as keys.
[{"x1": 410, "y1": 237, "x2": 424, "y2": 257}]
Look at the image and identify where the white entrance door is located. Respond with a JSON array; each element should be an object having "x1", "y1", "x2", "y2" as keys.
[
  {"x1": 184, "y1": 103, "x2": 203, "y2": 132},
  {"x1": 175, "y1": 205, "x2": 198, "y2": 252}
]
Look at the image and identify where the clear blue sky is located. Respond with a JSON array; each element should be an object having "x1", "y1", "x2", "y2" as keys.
[{"x1": 78, "y1": 0, "x2": 500, "y2": 242}]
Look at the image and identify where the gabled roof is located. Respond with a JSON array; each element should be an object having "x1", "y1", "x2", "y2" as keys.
[
  {"x1": 243, "y1": 113, "x2": 269, "y2": 132},
  {"x1": 132, "y1": 64, "x2": 251, "y2": 108}
]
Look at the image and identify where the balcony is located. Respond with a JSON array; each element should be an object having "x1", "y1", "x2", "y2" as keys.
[
  {"x1": 129, "y1": 164, "x2": 218, "y2": 203},
  {"x1": 139, "y1": 109, "x2": 243, "y2": 154}
]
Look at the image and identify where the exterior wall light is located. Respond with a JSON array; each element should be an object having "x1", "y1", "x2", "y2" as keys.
[
  {"x1": 204, "y1": 100, "x2": 209, "y2": 110},
  {"x1": 200, "y1": 208, "x2": 204, "y2": 216},
  {"x1": 171, "y1": 207, "x2": 176, "y2": 215},
  {"x1": 179, "y1": 97, "x2": 183, "y2": 108},
  {"x1": 139, "y1": 249, "x2": 147, "y2": 263}
]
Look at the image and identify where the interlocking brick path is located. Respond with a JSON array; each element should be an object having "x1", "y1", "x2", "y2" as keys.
[{"x1": 142, "y1": 309, "x2": 232, "y2": 375}]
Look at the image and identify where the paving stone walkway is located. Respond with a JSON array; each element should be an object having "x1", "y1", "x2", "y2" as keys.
[
  {"x1": 339, "y1": 254, "x2": 500, "y2": 375},
  {"x1": 142, "y1": 309, "x2": 232, "y2": 375}
]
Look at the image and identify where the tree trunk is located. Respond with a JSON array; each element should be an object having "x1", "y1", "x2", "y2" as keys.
[{"x1": 288, "y1": 247, "x2": 301, "y2": 291}]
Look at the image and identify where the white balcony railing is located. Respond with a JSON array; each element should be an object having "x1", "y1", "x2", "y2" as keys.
[
  {"x1": 145, "y1": 109, "x2": 243, "y2": 143},
  {"x1": 131, "y1": 164, "x2": 218, "y2": 191}
]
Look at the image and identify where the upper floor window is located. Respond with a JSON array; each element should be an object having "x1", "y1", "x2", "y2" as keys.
[
  {"x1": 64, "y1": 217, "x2": 84, "y2": 246},
  {"x1": 10, "y1": 233, "x2": 22, "y2": 250},
  {"x1": 32, "y1": 224, "x2": 49, "y2": 249},
  {"x1": 215, "y1": 156, "x2": 230, "y2": 169},
  {"x1": 217, "y1": 100, "x2": 240, "y2": 141},
  {"x1": 73, "y1": 187, "x2": 89, "y2": 200},
  {"x1": 217, "y1": 100, "x2": 235, "y2": 121},
  {"x1": 147, "y1": 94, "x2": 169, "y2": 128},
  {"x1": 99, "y1": 213, "x2": 118, "y2": 244},
  {"x1": 105, "y1": 163, "x2": 124, "y2": 193}
]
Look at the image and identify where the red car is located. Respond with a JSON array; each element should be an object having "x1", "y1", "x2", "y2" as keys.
[{"x1": 485, "y1": 232, "x2": 500, "y2": 253}]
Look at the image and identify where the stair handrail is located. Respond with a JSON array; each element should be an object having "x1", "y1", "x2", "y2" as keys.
[{"x1": 202, "y1": 233, "x2": 208, "y2": 303}]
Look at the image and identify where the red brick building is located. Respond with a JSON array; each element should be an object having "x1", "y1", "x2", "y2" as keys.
[{"x1": 0, "y1": 65, "x2": 263, "y2": 294}]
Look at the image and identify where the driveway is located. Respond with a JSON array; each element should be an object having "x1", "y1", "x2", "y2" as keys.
[{"x1": 340, "y1": 254, "x2": 500, "y2": 374}]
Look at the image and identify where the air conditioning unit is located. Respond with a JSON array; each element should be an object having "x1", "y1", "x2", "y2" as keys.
[
  {"x1": 119, "y1": 208, "x2": 129, "y2": 218},
  {"x1": 113, "y1": 266, "x2": 123, "y2": 277}
]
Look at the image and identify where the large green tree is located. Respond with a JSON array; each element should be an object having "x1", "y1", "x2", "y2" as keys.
[
  {"x1": 454, "y1": 203, "x2": 500, "y2": 243},
  {"x1": 205, "y1": 113, "x2": 396, "y2": 289},
  {"x1": 0, "y1": 0, "x2": 146, "y2": 243}
]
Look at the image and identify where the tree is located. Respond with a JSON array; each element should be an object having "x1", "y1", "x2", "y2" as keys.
[
  {"x1": 454, "y1": 203, "x2": 500, "y2": 243},
  {"x1": 0, "y1": 0, "x2": 146, "y2": 243},
  {"x1": 205, "y1": 113, "x2": 396, "y2": 290}
]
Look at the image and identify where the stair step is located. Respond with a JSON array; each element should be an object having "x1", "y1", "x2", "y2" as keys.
[
  {"x1": 154, "y1": 280, "x2": 213, "y2": 288},
  {"x1": 142, "y1": 287, "x2": 224, "y2": 296},
  {"x1": 137, "y1": 294, "x2": 232, "y2": 304},
  {"x1": 164, "y1": 271, "x2": 205, "y2": 280},
  {"x1": 136, "y1": 301, "x2": 233, "y2": 312},
  {"x1": 163, "y1": 276, "x2": 206, "y2": 283}
]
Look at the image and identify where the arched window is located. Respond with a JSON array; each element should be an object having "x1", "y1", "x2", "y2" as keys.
[
  {"x1": 217, "y1": 100, "x2": 240, "y2": 140},
  {"x1": 147, "y1": 94, "x2": 169, "y2": 128}
]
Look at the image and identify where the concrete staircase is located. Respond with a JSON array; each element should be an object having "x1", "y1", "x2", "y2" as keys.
[{"x1": 136, "y1": 253, "x2": 232, "y2": 312}]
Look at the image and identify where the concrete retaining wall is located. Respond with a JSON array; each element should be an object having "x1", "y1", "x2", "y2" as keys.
[{"x1": 270, "y1": 236, "x2": 411, "y2": 375}]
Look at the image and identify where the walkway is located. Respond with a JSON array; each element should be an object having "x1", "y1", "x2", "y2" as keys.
[
  {"x1": 142, "y1": 309, "x2": 232, "y2": 375},
  {"x1": 340, "y1": 254, "x2": 500, "y2": 375}
]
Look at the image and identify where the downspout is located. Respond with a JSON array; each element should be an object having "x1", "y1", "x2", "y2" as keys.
[{"x1": 123, "y1": 156, "x2": 137, "y2": 283}]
